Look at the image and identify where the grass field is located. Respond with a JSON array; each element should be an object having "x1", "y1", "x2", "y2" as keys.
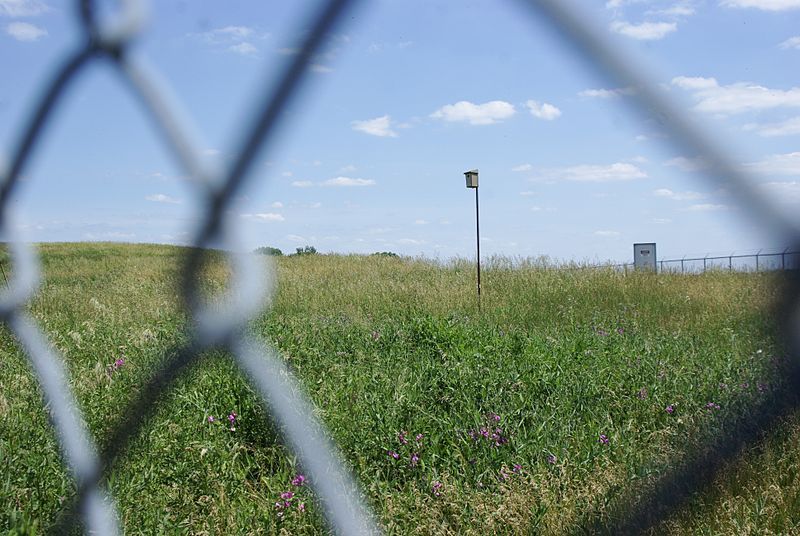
[{"x1": 1, "y1": 242, "x2": 799, "y2": 534}]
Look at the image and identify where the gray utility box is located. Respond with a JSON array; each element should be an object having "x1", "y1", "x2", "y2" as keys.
[{"x1": 634, "y1": 242, "x2": 657, "y2": 271}]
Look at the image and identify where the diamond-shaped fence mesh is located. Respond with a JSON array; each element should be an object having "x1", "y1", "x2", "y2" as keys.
[{"x1": 1, "y1": 0, "x2": 799, "y2": 534}]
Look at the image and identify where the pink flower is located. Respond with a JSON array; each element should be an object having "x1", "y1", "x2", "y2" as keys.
[
  {"x1": 207, "y1": 416, "x2": 215, "y2": 423},
  {"x1": 280, "y1": 491, "x2": 294, "y2": 500},
  {"x1": 665, "y1": 404, "x2": 675, "y2": 414},
  {"x1": 599, "y1": 434, "x2": 609, "y2": 445},
  {"x1": 292, "y1": 474, "x2": 306, "y2": 487}
]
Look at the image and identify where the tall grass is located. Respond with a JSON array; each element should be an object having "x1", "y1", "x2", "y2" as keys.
[{"x1": 0, "y1": 243, "x2": 795, "y2": 534}]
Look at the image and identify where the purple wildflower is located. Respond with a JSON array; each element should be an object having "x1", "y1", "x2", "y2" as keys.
[
  {"x1": 665, "y1": 404, "x2": 675, "y2": 414},
  {"x1": 599, "y1": 434, "x2": 609, "y2": 445},
  {"x1": 280, "y1": 491, "x2": 294, "y2": 501},
  {"x1": 741, "y1": 382, "x2": 750, "y2": 389},
  {"x1": 415, "y1": 433, "x2": 424, "y2": 443},
  {"x1": 292, "y1": 474, "x2": 306, "y2": 487},
  {"x1": 637, "y1": 387, "x2": 648, "y2": 400},
  {"x1": 410, "y1": 453, "x2": 419, "y2": 467},
  {"x1": 228, "y1": 412, "x2": 237, "y2": 423},
  {"x1": 616, "y1": 327, "x2": 625, "y2": 335},
  {"x1": 596, "y1": 328, "x2": 608, "y2": 337},
  {"x1": 705, "y1": 402, "x2": 721, "y2": 410},
  {"x1": 757, "y1": 382, "x2": 768, "y2": 393},
  {"x1": 431, "y1": 481, "x2": 443, "y2": 497},
  {"x1": 513, "y1": 463, "x2": 522, "y2": 473},
  {"x1": 490, "y1": 413, "x2": 501, "y2": 422},
  {"x1": 546, "y1": 454, "x2": 557, "y2": 465},
  {"x1": 387, "y1": 450, "x2": 399, "y2": 460},
  {"x1": 398, "y1": 431, "x2": 408, "y2": 445},
  {"x1": 298, "y1": 502, "x2": 306, "y2": 512},
  {"x1": 114, "y1": 358, "x2": 125, "y2": 368},
  {"x1": 207, "y1": 415, "x2": 215, "y2": 423}
]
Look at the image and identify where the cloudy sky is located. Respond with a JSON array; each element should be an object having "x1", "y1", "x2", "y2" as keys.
[{"x1": 1, "y1": 0, "x2": 799, "y2": 263}]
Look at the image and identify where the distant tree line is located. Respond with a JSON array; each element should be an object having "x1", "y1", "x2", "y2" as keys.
[{"x1": 253, "y1": 246, "x2": 399, "y2": 258}]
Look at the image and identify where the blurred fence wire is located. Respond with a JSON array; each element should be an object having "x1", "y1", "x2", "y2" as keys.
[{"x1": 1, "y1": 0, "x2": 798, "y2": 534}]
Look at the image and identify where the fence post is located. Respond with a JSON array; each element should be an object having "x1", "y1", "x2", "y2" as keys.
[
  {"x1": 783, "y1": 247, "x2": 789, "y2": 270},
  {"x1": 681, "y1": 256, "x2": 685, "y2": 273},
  {"x1": 756, "y1": 249, "x2": 761, "y2": 272},
  {"x1": 729, "y1": 255, "x2": 732, "y2": 272},
  {"x1": 703, "y1": 255, "x2": 707, "y2": 272}
]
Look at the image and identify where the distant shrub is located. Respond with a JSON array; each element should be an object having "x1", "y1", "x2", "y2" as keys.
[
  {"x1": 293, "y1": 246, "x2": 317, "y2": 256},
  {"x1": 254, "y1": 246, "x2": 283, "y2": 256},
  {"x1": 371, "y1": 251, "x2": 399, "y2": 258}
]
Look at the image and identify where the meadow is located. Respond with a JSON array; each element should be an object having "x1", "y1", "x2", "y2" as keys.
[{"x1": 1, "y1": 242, "x2": 798, "y2": 534}]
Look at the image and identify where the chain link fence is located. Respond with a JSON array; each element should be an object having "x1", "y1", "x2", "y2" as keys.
[{"x1": 1, "y1": 0, "x2": 799, "y2": 534}]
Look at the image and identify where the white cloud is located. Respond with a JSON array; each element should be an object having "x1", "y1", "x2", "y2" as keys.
[
  {"x1": 578, "y1": 87, "x2": 636, "y2": 98},
  {"x1": 664, "y1": 156, "x2": 710, "y2": 171},
  {"x1": 780, "y1": 36, "x2": 800, "y2": 49},
  {"x1": 145, "y1": 194, "x2": 180, "y2": 204},
  {"x1": 648, "y1": 5, "x2": 696, "y2": 16},
  {"x1": 761, "y1": 180, "x2": 800, "y2": 201},
  {"x1": 270, "y1": 201, "x2": 284, "y2": 208},
  {"x1": 286, "y1": 234, "x2": 307, "y2": 242},
  {"x1": 339, "y1": 164, "x2": 357, "y2": 173},
  {"x1": 212, "y1": 26, "x2": 254, "y2": 39},
  {"x1": 743, "y1": 116, "x2": 800, "y2": 136},
  {"x1": 653, "y1": 188, "x2": 706, "y2": 200},
  {"x1": 281, "y1": 171, "x2": 293, "y2": 177},
  {"x1": 414, "y1": 219, "x2": 428, "y2": 225},
  {"x1": 671, "y1": 76, "x2": 718, "y2": 90},
  {"x1": 228, "y1": 42, "x2": 257, "y2": 56},
  {"x1": 310, "y1": 64, "x2": 333, "y2": 73},
  {"x1": 536, "y1": 162, "x2": 647, "y2": 182},
  {"x1": 398, "y1": 238, "x2": 426, "y2": 245},
  {"x1": 746, "y1": 152, "x2": 800, "y2": 176},
  {"x1": 291, "y1": 180, "x2": 313, "y2": 188},
  {"x1": 430, "y1": 100, "x2": 515, "y2": 125},
  {"x1": 351, "y1": 115, "x2": 398, "y2": 137},
  {"x1": 525, "y1": 100, "x2": 561, "y2": 120},
  {"x1": 721, "y1": 0, "x2": 800, "y2": 10},
  {"x1": 683, "y1": 203, "x2": 730, "y2": 211},
  {"x1": 610, "y1": 20, "x2": 677, "y2": 40},
  {"x1": 594, "y1": 230, "x2": 621, "y2": 237},
  {"x1": 241, "y1": 213, "x2": 285, "y2": 222},
  {"x1": 671, "y1": 76, "x2": 800, "y2": 114},
  {"x1": 5, "y1": 21, "x2": 46, "y2": 41},
  {"x1": 0, "y1": 0, "x2": 50, "y2": 17},
  {"x1": 652, "y1": 217, "x2": 673, "y2": 224},
  {"x1": 512, "y1": 164, "x2": 533, "y2": 172},
  {"x1": 322, "y1": 177, "x2": 375, "y2": 187}
]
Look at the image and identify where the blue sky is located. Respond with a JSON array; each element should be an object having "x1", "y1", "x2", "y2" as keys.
[{"x1": 1, "y1": 0, "x2": 799, "y2": 263}]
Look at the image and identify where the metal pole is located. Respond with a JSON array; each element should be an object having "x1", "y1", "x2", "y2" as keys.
[
  {"x1": 703, "y1": 256, "x2": 707, "y2": 272},
  {"x1": 783, "y1": 247, "x2": 788, "y2": 270},
  {"x1": 475, "y1": 186, "x2": 481, "y2": 310},
  {"x1": 756, "y1": 249, "x2": 761, "y2": 272},
  {"x1": 729, "y1": 255, "x2": 732, "y2": 271}
]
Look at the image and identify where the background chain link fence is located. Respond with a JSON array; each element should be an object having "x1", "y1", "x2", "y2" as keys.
[{"x1": 1, "y1": 0, "x2": 798, "y2": 534}]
